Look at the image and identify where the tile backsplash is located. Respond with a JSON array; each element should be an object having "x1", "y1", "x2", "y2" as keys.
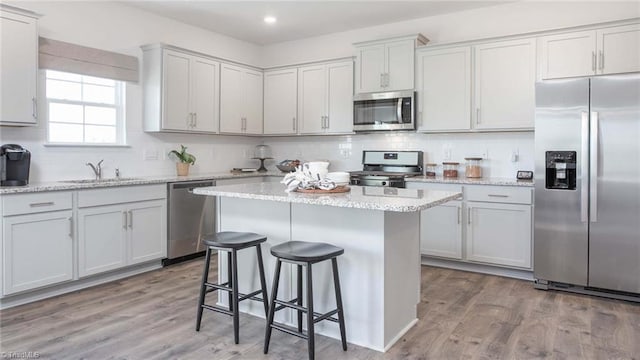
[{"x1": 264, "y1": 131, "x2": 534, "y2": 178}]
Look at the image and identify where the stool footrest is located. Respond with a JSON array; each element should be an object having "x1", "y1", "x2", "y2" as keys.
[
  {"x1": 270, "y1": 323, "x2": 308, "y2": 340},
  {"x1": 313, "y1": 309, "x2": 339, "y2": 324},
  {"x1": 201, "y1": 304, "x2": 233, "y2": 316},
  {"x1": 274, "y1": 298, "x2": 308, "y2": 313},
  {"x1": 274, "y1": 298, "x2": 300, "y2": 312},
  {"x1": 238, "y1": 289, "x2": 263, "y2": 302}
]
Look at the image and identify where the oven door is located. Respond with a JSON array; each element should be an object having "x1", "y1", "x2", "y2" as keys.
[{"x1": 353, "y1": 91, "x2": 415, "y2": 131}]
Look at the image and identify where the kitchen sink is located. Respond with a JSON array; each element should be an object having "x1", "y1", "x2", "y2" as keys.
[{"x1": 60, "y1": 177, "x2": 143, "y2": 184}]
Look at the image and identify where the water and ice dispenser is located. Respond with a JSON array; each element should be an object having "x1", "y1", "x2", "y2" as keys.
[{"x1": 545, "y1": 151, "x2": 576, "y2": 190}]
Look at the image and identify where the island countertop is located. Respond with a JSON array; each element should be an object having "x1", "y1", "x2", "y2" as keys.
[{"x1": 193, "y1": 182, "x2": 461, "y2": 212}]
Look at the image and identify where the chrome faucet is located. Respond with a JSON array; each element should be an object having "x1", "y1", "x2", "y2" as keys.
[{"x1": 86, "y1": 160, "x2": 104, "y2": 180}]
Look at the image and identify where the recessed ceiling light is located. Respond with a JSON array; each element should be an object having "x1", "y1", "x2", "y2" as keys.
[{"x1": 264, "y1": 16, "x2": 277, "y2": 24}]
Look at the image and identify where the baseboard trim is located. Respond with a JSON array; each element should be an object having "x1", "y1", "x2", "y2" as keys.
[{"x1": 421, "y1": 256, "x2": 534, "y2": 281}]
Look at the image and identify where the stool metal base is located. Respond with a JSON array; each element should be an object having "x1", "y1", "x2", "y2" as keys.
[
  {"x1": 264, "y1": 257, "x2": 347, "y2": 360},
  {"x1": 195, "y1": 243, "x2": 269, "y2": 344}
]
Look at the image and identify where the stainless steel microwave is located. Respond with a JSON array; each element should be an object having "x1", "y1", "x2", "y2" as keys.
[{"x1": 353, "y1": 90, "x2": 415, "y2": 132}]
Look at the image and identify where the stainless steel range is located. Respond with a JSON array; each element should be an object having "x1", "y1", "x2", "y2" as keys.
[{"x1": 350, "y1": 150, "x2": 423, "y2": 188}]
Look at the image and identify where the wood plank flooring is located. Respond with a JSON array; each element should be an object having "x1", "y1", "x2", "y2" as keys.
[{"x1": 1, "y1": 257, "x2": 639, "y2": 359}]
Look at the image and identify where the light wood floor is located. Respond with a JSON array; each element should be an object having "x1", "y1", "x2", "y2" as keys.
[{"x1": 1, "y1": 257, "x2": 639, "y2": 359}]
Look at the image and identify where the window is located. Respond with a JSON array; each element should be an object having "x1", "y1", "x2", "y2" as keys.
[{"x1": 46, "y1": 70, "x2": 126, "y2": 145}]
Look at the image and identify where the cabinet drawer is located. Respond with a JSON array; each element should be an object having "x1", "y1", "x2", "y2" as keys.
[
  {"x1": 465, "y1": 185, "x2": 532, "y2": 204},
  {"x1": 78, "y1": 185, "x2": 166, "y2": 208},
  {"x1": 2, "y1": 192, "x2": 73, "y2": 216}
]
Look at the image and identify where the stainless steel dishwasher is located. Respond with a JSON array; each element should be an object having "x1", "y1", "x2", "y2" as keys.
[{"x1": 164, "y1": 180, "x2": 216, "y2": 265}]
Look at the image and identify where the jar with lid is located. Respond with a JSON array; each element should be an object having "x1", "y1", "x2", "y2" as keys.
[
  {"x1": 442, "y1": 162, "x2": 459, "y2": 178},
  {"x1": 464, "y1": 157, "x2": 483, "y2": 178},
  {"x1": 425, "y1": 163, "x2": 437, "y2": 178}
]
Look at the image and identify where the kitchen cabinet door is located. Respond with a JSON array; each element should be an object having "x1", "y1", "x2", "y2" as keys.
[
  {"x1": 539, "y1": 31, "x2": 596, "y2": 79},
  {"x1": 420, "y1": 202, "x2": 463, "y2": 259},
  {"x1": 416, "y1": 46, "x2": 471, "y2": 132},
  {"x1": 355, "y1": 44, "x2": 386, "y2": 93},
  {"x1": 466, "y1": 202, "x2": 532, "y2": 269},
  {"x1": 191, "y1": 57, "x2": 219, "y2": 133},
  {"x1": 298, "y1": 65, "x2": 326, "y2": 134},
  {"x1": 473, "y1": 38, "x2": 536, "y2": 130},
  {"x1": 2, "y1": 211, "x2": 73, "y2": 295},
  {"x1": 243, "y1": 69, "x2": 264, "y2": 135},
  {"x1": 264, "y1": 68, "x2": 298, "y2": 135},
  {"x1": 326, "y1": 61, "x2": 354, "y2": 134},
  {"x1": 385, "y1": 39, "x2": 415, "y2": 91},
  {"x1": 220, "y1": 63, "x2": 244, "y2": 133},
  {"x1": 78, "y1": 205, "x2": 127, "y2": 277},
  {"x1": 597, "y1": 24, "x2": 640, "y2": 75},
  {"x1": 220, "y1": 64, "x2": 262, "y2": 134},
  {"x1": 129, "y1": 200, "x2": 167, "y2": 265},
  {"x1": 162, "y1": 50, "x2": 192, "y2": 131},
  {"x1": 0, "y1": 8, "x2": 38, "y2": 126}
]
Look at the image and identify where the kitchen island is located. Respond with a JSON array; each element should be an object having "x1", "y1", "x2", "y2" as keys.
[{"x1": 193, "y1": 182, "x2": 461, "y2": 352}]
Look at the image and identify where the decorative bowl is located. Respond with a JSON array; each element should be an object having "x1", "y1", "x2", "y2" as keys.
[{"x1": 277, "y1": 159, "x2": 300, "y2": 173}]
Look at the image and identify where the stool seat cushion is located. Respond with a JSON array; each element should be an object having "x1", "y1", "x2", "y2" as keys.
[
  {"x1": 271, "y1": 241, "x2": 344, "y2": 262},
  {"x1": 203, "y1": 232, "x2": 267, "y2": 249}
]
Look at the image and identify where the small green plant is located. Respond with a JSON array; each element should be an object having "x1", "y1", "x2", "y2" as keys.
[{"x1": 169, "y1": 145, "x2": 196, "y2": 165}]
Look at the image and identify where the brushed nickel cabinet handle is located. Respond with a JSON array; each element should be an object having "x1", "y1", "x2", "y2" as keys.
[
  {"x1": 69, "y1": 217, "x2": 73, "y2": 238},
  {"x1": 29, "y1": 202, "x2": 54, "y2": 207},
  {"x1": 592, "y1": 51, "x2": 596, "y2": 72},
  {"x1": 326, "y1": 115, "x2": 330, "y2": 129},
  {"x1": 32, "y1": 97, "x2": 37, "y2": 119},
  {"x1": 123, "y1": 211, "x2": 128, "y2": 229},
  {"x1": 457, "y1": 206, "x2": 461, "y2": 224},
  {"x1": 487, "y1": 194, "x2": 509, "y2": 198},
  {"x1": 599, "y1": 50, "x2": 604, "y2": 71},
  {"x1": 128, "y1": 210, "x2": 133, "y2": 229},
  {"x1": 193, "y1": 113, "x2": 197, "y2": 128},
  {"x1": 476, "y1": 108, "x2": 481, "y2": 125},
  {"x1": 468, "y1": 207, "x2": 471, "y2": 225},
  {"x1": 292, "y1": 117, "x2": 296, "y2": 131}
]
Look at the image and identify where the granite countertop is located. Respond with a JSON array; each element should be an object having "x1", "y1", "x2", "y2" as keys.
[
  {"x1": 192, "y1": 182, "x2": 462, "y2": 212},
  {"x1": 406, "y1": 176, "x2": 534, "y2": 187},
  {"x1": 0, "y1": 171, "x2": 283, "y2": 195}
]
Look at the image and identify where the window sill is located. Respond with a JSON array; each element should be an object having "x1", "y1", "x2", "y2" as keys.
[{"x1": 43, "y1": 143, "x2": 131, "y2": 148}]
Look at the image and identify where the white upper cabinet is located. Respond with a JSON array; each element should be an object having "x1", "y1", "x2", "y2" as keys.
[
  {"x1": 220, "y1": 63, "x2": 263, "y2": 135},
  {"x1": 298, "y1": 60, "x2": 353, "y2": 135},
  {"x1": 142, "y1": 45, "x2": 220, "y2": 133},
  {"x1": 416, "y1": 46, "x2": 471, "y2": 132},
  {"x1": 473, "y1": 38, "x2": 536, "y2": 130},
  {"x1": 0, "y1": 6, "x2": 38, "y2": 126},
  {"x1": 354, "y1": 34, "x2": 427, "y2": 94},
  {"x1": 540, "y1": 24, "x2": 640, "y2": 79},
  {"x1": 264, "y1": 68, "x2": 298, "y2": 135}
]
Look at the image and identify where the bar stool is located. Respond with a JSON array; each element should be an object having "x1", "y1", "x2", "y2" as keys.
[
  {"x1": 195, "y1": 231, "x2": 269, "y2": 344},
  {"x1": 264, "y1": 241, "x2": 347, "y2": 360}
]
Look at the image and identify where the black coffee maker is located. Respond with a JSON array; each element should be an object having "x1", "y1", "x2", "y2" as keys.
[{"x1": 1, "y1": 144, "x2": 31, "y2": 186}]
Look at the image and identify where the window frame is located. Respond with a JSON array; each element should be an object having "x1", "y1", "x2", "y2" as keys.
[{"x1": 43, "y1": 70, "x2": 127, "y2": 146}]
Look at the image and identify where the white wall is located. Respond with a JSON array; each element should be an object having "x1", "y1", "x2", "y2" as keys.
[
  {"x1": 260, "y1": 1, "x2": 640, "y2": 67},
  {"x1": 0, "y1": 1, "x2": 263, "y2": 182}
]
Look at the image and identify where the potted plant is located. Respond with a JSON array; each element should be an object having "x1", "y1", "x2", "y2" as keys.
[{"x1": 169, "y1": 145, "x2": 196, "y2": 176}]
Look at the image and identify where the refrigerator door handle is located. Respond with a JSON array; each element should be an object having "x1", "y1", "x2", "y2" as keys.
[
  {"x1": 580, "y1": 111, "x2": 589, "y2": 223},
  {"x1": 590, "y1": 111, "x2": 599, "y2": 222}
]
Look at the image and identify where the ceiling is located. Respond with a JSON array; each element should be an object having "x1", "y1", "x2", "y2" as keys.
[{"x1": 120, "y1": 1, "x2": 510, "y2": 45}]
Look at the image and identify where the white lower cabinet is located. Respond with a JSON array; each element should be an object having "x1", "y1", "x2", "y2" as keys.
[
  {"x1": 420, "y1": 201, "x2": 462, "y2": 259},
  {"x1": 2, "y1": 192, "x2": 73, "y2": 295},
  {"x1": 465, "y1": 202, "x2": 532, "y2": 269},
  {"x1": 77, "y1": 185, "x2": 167, "y2": 278},
  {"x1": 407, "y1": 182, "x2": 533, "y2": 270}
]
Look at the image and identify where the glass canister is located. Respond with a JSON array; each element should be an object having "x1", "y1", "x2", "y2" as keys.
[
  {"x1": 425, "y1": 163, "x2": 437, "y2": 178},
  {"x1": 442, "y1": 162, "x2": 459, "y2": 178},
  {"x1": 464, "y1": 157, "x2": 483, "y2": 178}
]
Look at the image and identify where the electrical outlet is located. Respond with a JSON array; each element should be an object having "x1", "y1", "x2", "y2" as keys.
[
  {"x1": 143, "y1": 149, "x2": 158, "y2": 161},
  {"x1": 442, "y1": 145, "x2": 452, "y2": 160},
  {"x1": 511, "y1": 149, "x2": 519, "y2": 162}
]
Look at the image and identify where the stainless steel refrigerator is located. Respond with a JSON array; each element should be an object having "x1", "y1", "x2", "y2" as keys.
[{"x1": 534, "y1": 74, "x2": 640, "y2": 300}]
